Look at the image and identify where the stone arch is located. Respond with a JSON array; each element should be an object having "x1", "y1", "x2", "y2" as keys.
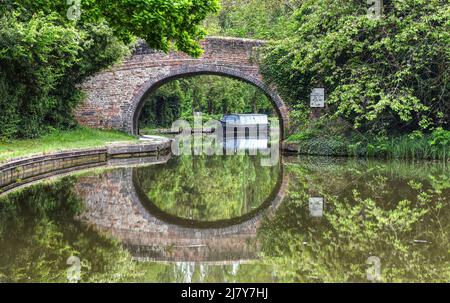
[
  {"x1": 76, "y1": 37, "x2": 291, "y2": 139},
  {"x1": 127, "y1": 65, "x2": 289, "y2": 139}
]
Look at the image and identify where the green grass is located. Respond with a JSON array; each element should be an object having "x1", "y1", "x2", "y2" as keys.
[
  {"x1": 360, "y1": 135, "x2": 450, "y2": 160},
  {"x1": 288, "y1": 131, "x2": 450, "y2": 161},
  {"x1": 0, "y1": 127, "x2": 137, "y2": 163}
]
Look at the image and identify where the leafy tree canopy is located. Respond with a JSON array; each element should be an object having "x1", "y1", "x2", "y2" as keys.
[
  {"x1": 0, "y1": 1, "x2": 219, "y2": 139},
  {"x1": 205, "y1": 0, "x2": 300, "y2": 40},
  {"x1": 260, "y1": 0, "x2": 449, "y2": 133},
  {"x1": 2, "y1": 0, "x2": 220, "y2": 56}
]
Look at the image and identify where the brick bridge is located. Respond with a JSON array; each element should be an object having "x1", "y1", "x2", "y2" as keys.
[{"x1": 75, "y1": 37, "x2": 290, "y2": 138}]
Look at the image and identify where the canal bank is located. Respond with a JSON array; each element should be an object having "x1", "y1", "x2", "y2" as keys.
[{"x1": 0, "y1": 138, "x2": 171, "y2": 195}]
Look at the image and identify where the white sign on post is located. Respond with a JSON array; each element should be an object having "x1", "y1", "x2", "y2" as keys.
[
  {"x1": 310, "y1": 88, "x2": 325, "y2": 108},
  {"x1": 309, "y1": 197, "x2": 324, "y2": 218}
]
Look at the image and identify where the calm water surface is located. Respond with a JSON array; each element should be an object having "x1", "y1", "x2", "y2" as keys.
[{"x1": 0, "y1": 153, "x2": 449, "y2": 282}]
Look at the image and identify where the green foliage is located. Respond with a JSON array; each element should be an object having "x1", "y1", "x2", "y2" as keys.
[
  {"x1": 138, "y1": 75, "x2": 274, "y2": 129},
  {"x1": 353, "y1": 132, "x2": 450, "y2": 160},
  {"x1": 287, "y1": 115, "x2": 352, "y2": 142},
  {"x1": 0, "y1": 13, "x2": 83, "y2": 138},
  {"x1": 0, "y1": 1, "x2": 219, "y2": 139},
  {"x1": 286, "y1": 131, "x2": 314, "y2": 142},
  {"x1": 205, "y1": 0, "x2": 301, "y2": 39},
  {"x1": 429, "y1": 127, "x2": 450, "y2": 148},
  {"x1": 286, "y1": 104, "x2": 310, "y2": 134},
  {"x1": 82, "y1": 0, "x2": 220, "y2": 56},
  {"x1": 0, "y1": 12, "x2": 128, "y2": 139},
  {"x1": 297, "y1": 136, "x2": 349, "y2": 156},
  {"x1": 2, "y1": 0, "x2": 220, "y2": 56},
  {"x1": 289, "y1": 129, "x2": 450, "y2": 160},
  {"x1": 261, "y1": 0, "x2": 450, "y2": 132}
]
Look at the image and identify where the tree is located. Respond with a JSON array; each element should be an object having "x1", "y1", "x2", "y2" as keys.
[
  {"x1": 260, "y1": 0, "x2": 450, "y2": 133},
  {"x1": 0, "y1": 1, "x2": 219, "y2": 138},
  {"x1": 205, "y1": 0, "x2": 301, "y2": 40},
  {"x1": 138, "y1": 75, "x2": 274, "y2": 129},
  {"x1": 2, "y1": 0, "x2": 220, "y2": 56}
]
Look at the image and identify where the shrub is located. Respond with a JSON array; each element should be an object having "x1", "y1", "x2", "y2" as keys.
[
  {"x1": 297, "y1": 136, "x2": 348, "y2": 156},
  {"x1": 429, "y1": 128, "x2": 450, "y2": 148},
  {"x1": 0, "y1": 13, "x2": 128, "y2": 139},
  {"x1": 0, "y1": 13, "x2": 82, "y2": 138},
  {"x1": 261, "y1": 0, "x2": 450, "y2": 132}
]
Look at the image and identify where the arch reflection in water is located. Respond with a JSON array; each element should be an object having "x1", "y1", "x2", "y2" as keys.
[
  {"x1": 134, "y1": 154, "x2": 281, "y2": 225},
  {"x1": 75, "y1": 154, "x2": 289, "y2": 263},
  {"x1": 220, "y1": 137, "x2": 271, "y2": 155}
]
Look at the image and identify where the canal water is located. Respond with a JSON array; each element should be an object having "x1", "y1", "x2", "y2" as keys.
[{"x1": 0, "y1": 150, "x2": 449, "y2": 282}]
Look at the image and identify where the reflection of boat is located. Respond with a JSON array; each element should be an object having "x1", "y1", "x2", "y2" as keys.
[{"x1": 220, "y1": 137, "x2": 270, "y2": 152}]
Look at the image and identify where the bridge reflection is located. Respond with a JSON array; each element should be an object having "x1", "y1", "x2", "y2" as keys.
[{"x1": 74, "y1": 153, "x2": 289, "y2": 263}]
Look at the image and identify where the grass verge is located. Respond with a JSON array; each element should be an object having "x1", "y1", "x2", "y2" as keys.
[
  {"x1": 0, "y1": 127, "x2": 137, "y2": 163},
  {"x1": 287, "y1": 132, "x2": 450, "y2": 160}
]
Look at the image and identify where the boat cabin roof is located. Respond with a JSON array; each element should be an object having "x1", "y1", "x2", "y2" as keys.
[{"x1": 222, "y1": 114, "x2": 268, "y2": 124}]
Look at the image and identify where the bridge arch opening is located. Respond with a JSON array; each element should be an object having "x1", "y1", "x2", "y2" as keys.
[{"x1": 127, "y1": 66, "x2": 289, "y2": 139}]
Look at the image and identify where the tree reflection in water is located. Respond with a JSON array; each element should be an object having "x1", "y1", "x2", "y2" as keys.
[
  {"x1": 0, "y1": 156, "x2": 449, "y2": 282},
  {"x1": 134, "y1": 154, "x2": 281, "y2": 222},
  {"x1": 259, "y1": 157, "x2": 450, "y2": 282}
]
